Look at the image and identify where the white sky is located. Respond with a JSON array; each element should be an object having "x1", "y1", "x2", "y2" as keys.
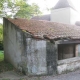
[{"x1": 28, "y1": 0, "x2": 80, "y2": 14}]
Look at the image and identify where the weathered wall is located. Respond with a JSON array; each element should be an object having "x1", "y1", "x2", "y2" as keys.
[
  {"x1": 3, "y1": 18, "x2": 47, "y2": 75},
  {"x1": 57, "y1": 57, "x2": 80, "y2": 74},
  {"x1": 25, "y1": 39, "x2": 58, "y2": 75},
  {"x1": 3, "y1": 18, "x2": 24, "y2": 69},
  {"x1": 51, "y1": 8, "x2": 70, "y2": 24},
  {"x1": 70, "y1": 8, "x2": 80, "y2": 24},
  {"x1": 46, "y1": 41, "x2": 58, "y2": 75},
  {"x1": 51, "y1": 8, "x2": 80, "y2": 25},
  {"x1": 26, "y1": 38, "x2": 47, "y2": 75}
]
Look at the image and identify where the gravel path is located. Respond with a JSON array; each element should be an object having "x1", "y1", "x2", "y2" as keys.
[{"x1": 0, "y1": 70, "x2": 80, "y2": 80}]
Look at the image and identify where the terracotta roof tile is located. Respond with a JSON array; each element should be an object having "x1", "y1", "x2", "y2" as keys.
[{"x1": 7, "y1": 18, "x2": 80, "y2": 40}]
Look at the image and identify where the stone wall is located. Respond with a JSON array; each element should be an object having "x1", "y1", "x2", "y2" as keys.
[
  {"x1": 26, "y1": 38, "x2": 47, "y2": 75},
  {"x1": 3, "y1": 18, "x2": 23, "y2": 68},
  {"x1": 57, "y1": 57, "x2": 80, "y2": 74}
]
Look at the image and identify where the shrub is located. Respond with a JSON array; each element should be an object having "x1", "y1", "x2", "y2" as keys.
[{"x1": 0, "y1": 41, "x2": 3, "y2": 50}]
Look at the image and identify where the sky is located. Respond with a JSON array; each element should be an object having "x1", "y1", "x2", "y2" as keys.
[{"x1": 28, "y1": 0, "x2": 80, "y2": 14}]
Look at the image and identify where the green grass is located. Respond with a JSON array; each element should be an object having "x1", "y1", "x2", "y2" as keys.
[
  {"x1": 0, "y1": 50, "x2": 4, "y2": 54},
  {"x1": 0, "y1": 50, "x2": 15, "y2": 73},
  {"x1": 0, "y1": 50, "x2": 4, "y2": 61}
]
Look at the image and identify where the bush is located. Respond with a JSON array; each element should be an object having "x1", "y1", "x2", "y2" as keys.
[
  {"x1": 0, "y1": 41, "x2": 3, "y2": 50},
  {"x1": 0, "y1": 24, "x2": 3, "y2": 50}
]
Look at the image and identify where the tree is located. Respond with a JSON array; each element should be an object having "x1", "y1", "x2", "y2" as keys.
[
  {"x1": 31, "y1": 3, "x2": 42, "y2": 16},
  {"x1": 0, "y1": 0, "x2": 42, "y2": 50},
  {"x1": 15, "y1": 1, "x2": 42, "y2": 18},
  {"x1": 0, "y1": 0, "x2": 42, "y2": 19}
]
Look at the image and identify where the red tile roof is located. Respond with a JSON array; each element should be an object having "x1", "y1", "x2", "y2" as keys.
[{"x1": 6, "y1": 18, "x2": 80, "y2": 40}]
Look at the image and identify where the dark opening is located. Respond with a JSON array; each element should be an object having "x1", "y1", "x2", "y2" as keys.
[
  {"x1": 58, "y1": 44, "x2": 75, "y2": 60},
  {"x1": 46, "y1": 42, "x2": 57, "y2": 75}
]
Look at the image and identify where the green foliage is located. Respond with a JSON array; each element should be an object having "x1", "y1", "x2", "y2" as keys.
[
  {"x1": 15, "y1": 0, "x2": 33, "y2": 18},
  {"x1": 31, "y1": 3, "x2": 42, "y2": 16},
  {"x1": 0, "y1": 50, "x2": 14, "y2": 73},
  {"x1": 0, "y1": 0, "x2": 42, "y2": 49},
  {"x1": 0, "y1": 24, "x2": 3, "y2": 50},
  {"x1": 15, "y1": 2, "x2": 42, "y2": 18},
  {"x1": 0, "y1": 51, "x2": 4, "y2": 61},
  {"x1": 0, "y1": 24, "x2": 3, "y2": 41},
  {"x1": 0, "y1": 0, "x2": 42, "y2": 18},
  {"x1": 15, "y1": 1, "x2": 42, "y2": 18}
]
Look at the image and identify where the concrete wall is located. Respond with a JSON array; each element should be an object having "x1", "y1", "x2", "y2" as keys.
[
  {"x1": 57, "y1": 57, "x2": 80, "y2": 74},
  {"x1": 26, "y1": 38, "x2": 47, "y2": 75},
  {"x1": 51, "y1": 8, "x2": 70, "y2": 24},
  {"x1": 70, "y1": 9, "x2": 80, "y2": 24},
  {"x1": 3, "y1": 19, "x2": 23, "y2": 68},
  {"x1": 3, "y1": 18, "x2": 47, "y2": 75},
  {"x1": 26, "y1": 39, "x2": 58, "y2": 75},
  {"x1": 46, "y1": 41, "x2": 58, "y2": 75},
  {"x1": 51, "y1": 8, "x2": 80, "y2": 25}
]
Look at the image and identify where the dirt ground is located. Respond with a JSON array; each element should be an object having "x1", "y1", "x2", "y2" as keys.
[
  {"x1": 0, "y1": 71, "x2": 28, "y2": 80},
  {"x1": 0, "y1": 70, "x2": 80, "y2": 80}
]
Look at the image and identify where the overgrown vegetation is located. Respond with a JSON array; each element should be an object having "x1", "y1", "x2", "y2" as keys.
[
  {"x1": 0, "y1": 51, "x2": 14, "y2": 73},
  {"x1": 0, "y1": 0, "x2": 42, "y2": 18},
  {"x1": 0, "y1": 61, "x2": 14, "y2": 73},
  {"x1": 0, "y1": 0, "x2": 42, "y2": 50},
  {"x1": 0, "y1": 51, "x2": 4, "y2": 61},
  {"x1": 0, "y1": 24, "x2": 3, "y2": 50}
]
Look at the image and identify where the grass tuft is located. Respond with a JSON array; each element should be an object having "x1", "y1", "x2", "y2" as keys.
[
  {"x1": 0, "y1": 50, "x2": 4, "y2": 61},
  {"x1": 0, "y1": 50, "x2": 15, "y2": 73},
  {"x1": 0, "y1": 61, "x2": 15, "y2": 73}
]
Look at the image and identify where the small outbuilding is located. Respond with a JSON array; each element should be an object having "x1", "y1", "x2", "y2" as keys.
[{"x1": 3, "y1": 17, "x2": 80, "y2": 76}]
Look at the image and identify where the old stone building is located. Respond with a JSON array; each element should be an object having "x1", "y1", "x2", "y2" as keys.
[{"x1": 3, "y1": 17, "x2": 80, "y2": 75}]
